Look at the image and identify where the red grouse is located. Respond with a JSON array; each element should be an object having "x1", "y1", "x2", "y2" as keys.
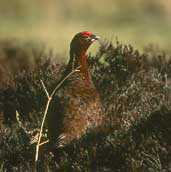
[{"x1": 48, "y1": 31, "x2": 105, "y2": 147}]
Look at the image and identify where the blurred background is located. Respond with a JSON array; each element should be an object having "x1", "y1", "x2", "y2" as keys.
[{"x1": 0, "y1": 0, "x2": 171, "y2": 57}]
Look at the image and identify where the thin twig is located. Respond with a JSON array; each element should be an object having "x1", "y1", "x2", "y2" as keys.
[
  {"x1": 16, "y1": 110, "x2": 29, "y2": 135},
  {"x1": 39, "y1": 140, "x2": 49, "y2": 146},
  {"x1": 35, "y1": 65, "x2": 81, "y2": 162},
  {"x1": 51, "y1": 65, "x2": 81, "y2": 98},
  {"x1": 35, "y1": 99, "x2": 51, "y2": 161},
  {"x1": 40, "y1": 79, "x2": 49, "y2": 98}
]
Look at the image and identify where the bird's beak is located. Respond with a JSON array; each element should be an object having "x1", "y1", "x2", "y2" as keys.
[
  {"x1": 94, "y1": 35, "x2": 100, "y2": 40},
  {"x1": 91, "y1": 35, "x2": 100, "y2": 42}
]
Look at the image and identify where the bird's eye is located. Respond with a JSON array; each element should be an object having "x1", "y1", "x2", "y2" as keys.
[{"x1": 82, "y1": 35, "x2": 90, "y2": 40}]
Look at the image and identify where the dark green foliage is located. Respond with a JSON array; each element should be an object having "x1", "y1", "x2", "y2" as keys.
[
  {"x1": 0, "y1": 40, "x2": 171, "y2": 172},
  {"x1": 0, "y1": 40, "x2": 64, "y2": 124}
]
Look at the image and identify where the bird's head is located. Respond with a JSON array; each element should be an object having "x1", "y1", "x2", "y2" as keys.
[{"x1": 70, "y1": 31, "x2": 100, "y2": 55}]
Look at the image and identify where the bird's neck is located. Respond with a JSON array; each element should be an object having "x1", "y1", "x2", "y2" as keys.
[{"x1": 67, "y1": 49, "x2": 90, "y2": 81}]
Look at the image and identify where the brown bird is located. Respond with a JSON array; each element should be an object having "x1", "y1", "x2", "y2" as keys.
[{"x1": 48, "y1": 31, "x2": 105, "y2": 147}]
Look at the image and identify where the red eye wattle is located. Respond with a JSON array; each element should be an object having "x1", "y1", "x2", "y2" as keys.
[{"x1": 81, "y1": 31, "x2": 92, "y2": 38}]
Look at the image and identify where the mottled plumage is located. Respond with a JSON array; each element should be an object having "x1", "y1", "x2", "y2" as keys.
[{"x1": 48, "y1": 31, "x2": 105, "y2": 147}]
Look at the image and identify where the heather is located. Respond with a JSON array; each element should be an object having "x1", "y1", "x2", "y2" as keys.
[{"x1": 0, "y1": 40, "x2": 171, "y2": 172}]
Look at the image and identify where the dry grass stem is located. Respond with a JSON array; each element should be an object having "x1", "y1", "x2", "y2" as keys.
[
  {"x1": 40, "y1": 79, "x2": 49, "y2": 98},
  {"x1": 16, "y1": 110, "x2": 29, "y2": 135},
  {"x1": 35, "y1": 65, "x2": 81, "y2": 162}
]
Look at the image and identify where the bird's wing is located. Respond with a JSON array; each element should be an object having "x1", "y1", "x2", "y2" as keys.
[{"x1": 47, "y1": 92, "x2": 65, "y2": 144}]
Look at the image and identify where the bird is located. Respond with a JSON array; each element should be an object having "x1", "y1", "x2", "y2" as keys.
[{"x1": 47, "y1": 31, "x2": 105, "y2": 148}]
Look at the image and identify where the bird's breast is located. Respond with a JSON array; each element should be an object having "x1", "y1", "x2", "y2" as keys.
[{"x1": 60, "y1": 73, "x2": 104, "y2": 127}]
